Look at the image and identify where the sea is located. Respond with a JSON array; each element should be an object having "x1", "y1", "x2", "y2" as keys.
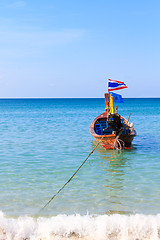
[{"x1": 0, "y1": 98, "x2": 160, "y2": 240}]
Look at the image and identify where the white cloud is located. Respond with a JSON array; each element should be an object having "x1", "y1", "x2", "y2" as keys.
[
  {"x1": 0, "y1": 29, "x2": 85, "y2": 48},
  {"x1": 0, "y1": 74, "x2": 4, "y2": 80},
  {"x1": 0, "y1": 28, "x2": 86, "y2": 63},
  {"x1": 6, "y1": 1, "x2": 26, "y2": 8}
]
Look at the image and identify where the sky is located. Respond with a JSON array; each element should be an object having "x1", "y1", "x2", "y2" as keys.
[{"x1": 0, "y1": 0, "x2": 160, "y2": 98}]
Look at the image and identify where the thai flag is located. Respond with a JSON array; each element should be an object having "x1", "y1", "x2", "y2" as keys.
[{"x1": 108, "y1": 79, "x2": 128, "y2": 92}]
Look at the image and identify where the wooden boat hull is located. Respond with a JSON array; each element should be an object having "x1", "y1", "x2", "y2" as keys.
[{"x1": 90, "y1": 112, "x2": 136, "y2": 150}]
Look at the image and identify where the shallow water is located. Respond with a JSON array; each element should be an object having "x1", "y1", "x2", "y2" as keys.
[{"x1": 0, "y1": 98, "x2": 160, "y2": 239}]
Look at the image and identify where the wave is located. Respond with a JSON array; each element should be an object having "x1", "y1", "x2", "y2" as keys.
[{"x1": 0, "y1": 211, "x2": 160, "y2": 240}]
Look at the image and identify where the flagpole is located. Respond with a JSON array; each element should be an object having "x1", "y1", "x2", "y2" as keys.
[{"x1": 104, "y1": 93, "x2": 109, "y2": 114}]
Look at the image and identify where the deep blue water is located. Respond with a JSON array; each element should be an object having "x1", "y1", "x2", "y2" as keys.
[{"x1": 0, "y1": 98, "x2": 160, "y2": 239}]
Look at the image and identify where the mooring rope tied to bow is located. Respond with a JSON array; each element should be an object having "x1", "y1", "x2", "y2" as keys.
[{"x1": 39, "y1": 136, "x2": 104, "y2": 212}]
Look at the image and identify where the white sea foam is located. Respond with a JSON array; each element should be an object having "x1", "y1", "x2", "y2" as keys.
[{"x1": 0, "y1": 211, "x2": 160, "y2": 240}]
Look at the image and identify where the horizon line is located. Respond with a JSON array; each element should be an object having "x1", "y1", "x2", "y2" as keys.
[{"x1": 0, "y1": 97, "x2": 159, "y2": 99}]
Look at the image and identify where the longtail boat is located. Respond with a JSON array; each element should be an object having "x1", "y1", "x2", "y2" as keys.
[{"x1": 90, "y1": 80, "x2": 137, "y2": 150}]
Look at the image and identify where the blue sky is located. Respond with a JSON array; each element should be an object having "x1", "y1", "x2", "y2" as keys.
[{"x1": 0, "y1": 0, "x2": 160, "y2": 98}]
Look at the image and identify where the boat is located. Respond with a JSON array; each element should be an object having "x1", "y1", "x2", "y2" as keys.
[{"x1": 90, "y1": 80, "x2": 137, "y2": 150}]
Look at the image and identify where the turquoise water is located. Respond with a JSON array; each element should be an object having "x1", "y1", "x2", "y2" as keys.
[{"x1": 0, "y1": 98, "x2": 160, "y2": 239}]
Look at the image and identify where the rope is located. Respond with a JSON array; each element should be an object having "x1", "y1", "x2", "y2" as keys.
[
  {"x1": 114, "y1": 129, "x2": 124, "y2": 150},
  {"x1": 39, "y1": 136, "x2": 104, "y2": 212}
]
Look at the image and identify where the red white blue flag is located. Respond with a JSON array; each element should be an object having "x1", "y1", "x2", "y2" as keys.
[{"x1": 108, "y1": 79, "x2": 128, "y2": 92}]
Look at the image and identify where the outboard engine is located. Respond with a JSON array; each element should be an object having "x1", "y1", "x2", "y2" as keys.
[{"x1": 108, "y1": 113, "x2": 123, "y2": 135}]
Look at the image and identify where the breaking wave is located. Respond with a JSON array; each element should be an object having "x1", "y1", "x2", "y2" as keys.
[{"x1": 0, "y1": 211, "x2": 160, "y2": 240}]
